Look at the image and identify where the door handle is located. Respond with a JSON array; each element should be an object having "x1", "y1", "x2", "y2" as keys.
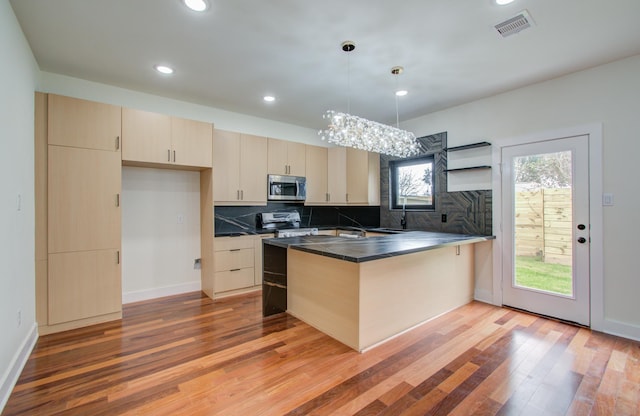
[{"x1": 577, "y1": 237, "x2": 587, "y2": 244}]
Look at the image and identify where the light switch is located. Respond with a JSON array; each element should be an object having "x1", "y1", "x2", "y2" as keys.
[{"x1": 602, "y1": 193, "x2": 614, "y2": 206}]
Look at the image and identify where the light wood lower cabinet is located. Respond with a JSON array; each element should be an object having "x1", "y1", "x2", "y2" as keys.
[
  {"x1": 48, "y1": 250, "x2": 122, "y2": 325},
  {"x1": 214, "y1": 236, "x2": 257, "y2": 295}
]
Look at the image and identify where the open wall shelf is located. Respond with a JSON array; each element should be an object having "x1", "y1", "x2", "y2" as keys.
[{"x1": 445, "y1": 141, "x2": 491, "y2": 172}]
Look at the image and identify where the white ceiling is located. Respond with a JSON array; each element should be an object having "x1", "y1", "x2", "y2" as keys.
[{"x1": 10, "y1": 0, "x2": 640, "y2": 130}]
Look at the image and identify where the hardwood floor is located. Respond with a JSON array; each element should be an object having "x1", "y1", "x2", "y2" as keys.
[{"x1": 3, "y1": 291, "x2": 639, "y2": 415}]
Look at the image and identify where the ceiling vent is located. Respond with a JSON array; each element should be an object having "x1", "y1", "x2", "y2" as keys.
[{"x1": 495, "y1": 10, "x2": 535, "y2": 37}]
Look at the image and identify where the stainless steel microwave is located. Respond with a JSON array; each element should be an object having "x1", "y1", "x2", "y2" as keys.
[{"x1": 267, "y1": 175, "x2": 306, "y2": 201}]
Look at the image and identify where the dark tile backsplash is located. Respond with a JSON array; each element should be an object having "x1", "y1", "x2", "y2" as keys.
[
  {"x1": 215, "y1": 131, "x2": 491, "y2": 236},
  {"x1": 215, "y1": 203, "x2": 380, "y2": 235},
  {"x1": 380, "y1": 132, "x2": 492, "y2": 236}
]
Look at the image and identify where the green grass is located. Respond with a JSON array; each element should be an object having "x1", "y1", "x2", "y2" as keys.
[{"x1": 515, "y1": 256, "x2": 572, "y2": 295}]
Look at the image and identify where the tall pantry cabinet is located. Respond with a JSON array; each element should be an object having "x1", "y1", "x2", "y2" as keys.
[{"x1": 36, "y1": 93, "x2": 123, "y2": 334}]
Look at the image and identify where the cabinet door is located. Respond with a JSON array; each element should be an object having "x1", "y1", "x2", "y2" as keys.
[
  {"x1": 171, "y1": 117, "x2": 213, "y2": 168},
  {"x1": 48, "y1": 94, "x2": 121, "y2": 151},
  {"x1": 267, "y1": 138, "x2": 288, "y2": 175},
  {"x1": 213, "y1": 130, "x2": 241, "y2": 202},
  {"x1": 48, "y1": 146, "x2": 121, "y2": 253},
  {"x1": 48, "y1": 249, "x2": 121, "y2": 324},
  {"x1": 305, "y1": 145, "x2": 329, "y2": 204},
  {"x1": 240, "y1": 134, "x2": 268, "y2": 204},
  {"x1": 327, "y1": 147, "x2": 347, "y2": 204},
  {"x1": 122, "y1": 108, "x2": 172, "y2": 164},
  {"x1": 287, "y1": 141, "x2": 306, "y2": 176},
  {"x1": 346, "y1": 148, "x2": 369, "y2": 204}
]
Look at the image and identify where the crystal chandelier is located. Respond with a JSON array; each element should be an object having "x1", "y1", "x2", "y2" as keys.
[{"x1": 319, "y1": 41, "x2": 419, "y2": 158}]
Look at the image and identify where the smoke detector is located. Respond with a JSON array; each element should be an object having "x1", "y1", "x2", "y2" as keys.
[{"x1": 495, "y1": 10, "x2": 535, "y2": 37}]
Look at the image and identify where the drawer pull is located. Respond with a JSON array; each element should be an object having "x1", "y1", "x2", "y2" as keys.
[
  {"x1": 230, "y1": 268, "x2": 241, "y2": 272},
  {"x1": 229, "y1": 248, "x2": 241, "y2": 252}
]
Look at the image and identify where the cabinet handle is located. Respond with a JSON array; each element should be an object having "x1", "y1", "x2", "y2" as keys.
[
  {"x1": 117, "y1": 250, "x2": 120, "y2": 265},
  {"x1": 237, "y1": 190, "x2": 240, "y2": 200},
  {"x1": 346, "y1": 193, "x2": 349, "y2": 203},
  {"x1": 173, "y1": 150, "x2": 176, "y2": 163},
  {"x1": 167, "y1": 149, "x2": 171, "y2": 162},
  {"x1": 241, "y1": 190, "x2": 244, "y2": 200},
  {"x1": 326, "y1": 193, "x2": 329, "y2": 202},
  {"x1": 116, "y1": 193, "x2": 120, "y2": 207},
  {"x1": 230, "y1": 268, "x2": 241, "y2": 272},
  {"x1": 115, "y1": 136, "x2": 120, "y2": 150},
  {"x1": 229, "y1": 249, "x2": 241, "y2": 252}
]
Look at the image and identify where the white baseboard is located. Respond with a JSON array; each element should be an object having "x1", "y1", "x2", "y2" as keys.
[
  {"x1": 122, "y1": 281, "x2": 201, "y2": 304},
  {"x1": 1, "y1": 323, "x2": 38, "y2": 413}
]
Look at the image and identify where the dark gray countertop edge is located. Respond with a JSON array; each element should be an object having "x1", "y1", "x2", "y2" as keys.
[{"x1": 264, "y1": 233, "x2": 495, "y2": 263}]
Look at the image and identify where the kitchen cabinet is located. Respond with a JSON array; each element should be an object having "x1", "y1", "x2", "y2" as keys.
[
  {"x1": 214, "y1": 236, "x2": 256, "y2": 294},
  {"x1": 43, "y1": 94, "x2": 123, "y2": 333},
  {"x1": 213, "y1": 129, "x2": 268, "y2": 205},
  {"x1": 122, "y1": 108, "x2": 213, "y2": 168},
  {"x1": 48, "y1": 146, "x2": 121, "y2": 253},
  {"x1": 48, "y1": 250, "x2": 121, "y2": 324},
  {"x1": 305, "y1": 145, "x2": 329, "y2": 204},
  {"x1": 327, "y1": 147, "x2": 348, "y2": 204},
  {"x1": 48, "y1": 94, "x2": 121, "y2": 151},
  {"x1": 267, "y1": 138, "x2": 306, "y2": 176},
  {"x1": 305, "y1": 146, "x2": 379, "y2": 205}
]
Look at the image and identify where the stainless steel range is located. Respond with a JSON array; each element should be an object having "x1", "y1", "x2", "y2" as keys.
[{"x1": 258, "y1": 211, "x2": 318, "y2": 237}]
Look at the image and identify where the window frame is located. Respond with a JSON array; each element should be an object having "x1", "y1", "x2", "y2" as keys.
[{"x1": 389, "y1": 154, "x2": 436, "y2": 211}]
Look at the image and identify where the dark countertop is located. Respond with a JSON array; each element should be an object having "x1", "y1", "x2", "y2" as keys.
[{"x1": 263, "y1": 231, "x2": 495, "y2": 263}]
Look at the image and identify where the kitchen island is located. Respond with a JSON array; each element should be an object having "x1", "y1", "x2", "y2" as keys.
[{"x1": 265, "y1": 231, "x2": 494, "y2": 352}]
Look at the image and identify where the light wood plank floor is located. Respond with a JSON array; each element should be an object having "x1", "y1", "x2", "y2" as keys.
[{"x1": 3, "y1": 291, "x2": 639, "y2": 415}]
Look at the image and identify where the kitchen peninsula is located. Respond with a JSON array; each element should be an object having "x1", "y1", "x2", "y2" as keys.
[{"x1": 265, "y1": 232, "x2": 494, "y2": 352}]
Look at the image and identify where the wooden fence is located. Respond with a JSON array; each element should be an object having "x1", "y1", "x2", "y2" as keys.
[{"x1": 515, "y1": 188, "x2": 572, "y2": 266}]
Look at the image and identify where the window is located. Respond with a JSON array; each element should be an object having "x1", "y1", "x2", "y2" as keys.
[{"x1": 389, "y1": 155, "x2": 435, "y2": 210}]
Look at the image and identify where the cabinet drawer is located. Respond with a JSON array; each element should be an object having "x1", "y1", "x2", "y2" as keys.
[
  {"x1": 215, "y1": 236, "x2": 255, "y2": 251},
  {"x1": 214, "y1": 248, "x2": 254, "y2": 272},
  {"x1": 214, "y1": 268, "x2": 255, "y2": 293}
]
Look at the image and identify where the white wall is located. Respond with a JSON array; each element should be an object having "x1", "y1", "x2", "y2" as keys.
[
  {"x1": 403, "y1": 54, "x2": 640, "y2": 339},
  {"x1": 121, "y1": 167, "x2": 202, "y2": 303},
  {"x1": 0, "y1": 0, "x2": 40, "y2": 410}
]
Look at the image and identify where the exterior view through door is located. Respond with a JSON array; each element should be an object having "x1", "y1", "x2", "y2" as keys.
[{"x1": 502, "y1": 135, "x2": 590, "y2": 326}]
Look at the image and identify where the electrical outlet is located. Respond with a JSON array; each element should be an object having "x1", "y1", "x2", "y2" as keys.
[
  {"x1": 441, "y1": 214, "x2": 447, "y2": 223},
  {"x1": 17, "y1": 193, "x2": 22, "y2": 211},
  {"x1": 194, "y1": 258, "x2": 201, "y2": 269},
  {"x1": 177, "y1": 214, "x2": 184, "y2": 224}
]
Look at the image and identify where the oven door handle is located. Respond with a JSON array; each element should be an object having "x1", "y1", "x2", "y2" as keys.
[{"x1": 263, "y1": 281, "x2": 287, "y2": 290}]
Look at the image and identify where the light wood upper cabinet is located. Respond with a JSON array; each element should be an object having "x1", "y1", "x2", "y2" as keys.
[
  {"x1": 214, "y1": 129, "x2": 267, "y2": 205},
  {"x1": 305, "y1": 145, "x2": 329, "y2": 204},
  {"x1": 48, "y1": 145, "x2": 121, "y2": 253},
  {"x1": 268, "y1": 138, "x2": 306, "y2": 176},
  {"x1": 48, "y1": 94, "x2": 121, "y2": 152},
  {"x1": 171, "y1": 117, "x2": 213, "y2": 168},
  {"x1": 311, "y1": 147, "x2": 379, "y2": 206},
  {"x1": 327, "y1": 147, "x2": 347, "y2": 204},
  {"x1": 122, "y1": 108, "x2": 213, "y2": 168},
  {"x1": 122, "y1": 108, "x2": 171, "y2": 164},
  {"x1": 346, "y1": 148, "x2": 369, "y2": 204}
]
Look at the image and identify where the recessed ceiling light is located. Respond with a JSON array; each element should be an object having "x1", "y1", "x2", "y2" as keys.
[
  {"x1": 154, "y1": 65, "x2": 174, "y2": 75},
  {"x1": 495, "y1": 0, "x2": 515, "y2": 5},
  {"x1": 395, "y1": 90, "x2": 408, "y2": 97},
  {"x1": 263, "y1": 96, "x2": 276, "y2": 102},
  {"x1": 183, "y1": 0, "x2": 208, "y2": 12}
]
